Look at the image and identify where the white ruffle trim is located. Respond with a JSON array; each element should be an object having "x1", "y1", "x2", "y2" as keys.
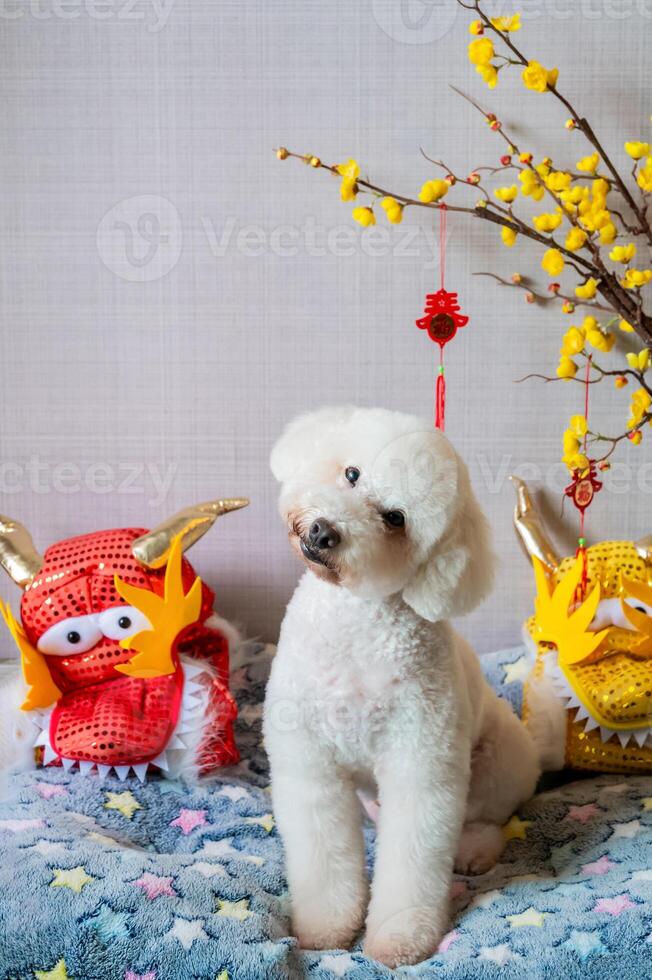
[
  {"x1": 547, "y1": 653, "x2": 652, "y2": 749},
  {"x1": 32, "y1": 655, "x2": 212, "y2": 782}
]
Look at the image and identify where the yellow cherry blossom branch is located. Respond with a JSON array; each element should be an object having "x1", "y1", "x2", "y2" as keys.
[{"x1": 458, "y1": 0, "x2": 652, "y2": 245}]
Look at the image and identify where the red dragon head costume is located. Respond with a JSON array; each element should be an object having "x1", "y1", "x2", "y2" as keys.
[{"x1": 0, "y1": 498, "x2": 247, "y2": 781}]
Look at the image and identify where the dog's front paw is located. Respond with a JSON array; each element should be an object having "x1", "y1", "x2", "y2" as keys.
[
  {"x1": 293, "y1": 906, "x2": 364, "y2": 951},
  {"x1": 363, "y1": 907, "x2": 445, "y2": 967},
  {"x1": 454, "y1": 821, "x2": 504, "y2": 876},
  {"x1": 292, "y1": 887, "x2": 368, "y2": 951}
]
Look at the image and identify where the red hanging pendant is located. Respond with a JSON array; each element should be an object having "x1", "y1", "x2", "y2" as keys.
[{"x1": 414, "y1": 206, "x2": 469, "y2": 431}]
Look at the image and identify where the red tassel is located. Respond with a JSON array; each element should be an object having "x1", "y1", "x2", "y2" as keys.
[{"x1": 435, "y1": 364, "x2": 446, "y2": 431}]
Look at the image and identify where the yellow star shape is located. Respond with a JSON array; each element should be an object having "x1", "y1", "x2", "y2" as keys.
[
  {"x1": 34, "y1": 960, "x2": 71, "y2": 980},
  {"x1": 507, "y1": 907, "x2": 546, "y2": 928},
  {"x1": 50, "y1": 866, "x2": 94, "y2": 893},
  {"x1": 244, "y1": 813, "x2": 275, "y2": 833},
  {"x1": 104, "y1": 790, "x2": 142, "y2": 819},
  {"x1": 216, "y1": 898, "x2": 252, "y2": 920},
  {"x1": 216, "y1": 972, "x2": 229, "y2": 980},
  {"x1": 503, "y1": 815, "x2": 532, "y2": 842},
  {"x1": 641, "y1": 797, "x2": 652, "y2": 811}
]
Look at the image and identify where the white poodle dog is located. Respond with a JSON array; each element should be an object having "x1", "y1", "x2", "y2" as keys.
[{"x1": 263, "y1": 406, "x2": 540, "y2": 968}]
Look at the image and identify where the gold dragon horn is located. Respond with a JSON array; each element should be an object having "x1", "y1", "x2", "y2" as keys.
[
  {"x1": 132, "y1": 498, "x2": 249, "y2": 569},
  {"x1": 0, "y1": 515, "x2": 43, "y2": 588},
  {"x1": 510, "y1": 476, "x2": 560, "y2": 573}
]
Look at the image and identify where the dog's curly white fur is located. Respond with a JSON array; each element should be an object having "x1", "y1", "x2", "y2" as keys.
[{"x1": 263, "y1": 407, "x2": 540, "y2": 968}]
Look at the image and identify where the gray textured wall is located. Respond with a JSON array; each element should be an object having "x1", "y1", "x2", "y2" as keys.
[{"x1": 0, "y1": 0, "x2": 649, "y2": 652}]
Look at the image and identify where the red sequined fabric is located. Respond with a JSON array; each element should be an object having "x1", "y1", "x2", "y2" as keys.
[{"x1": 20, "y1": 528, "x2": 239, "y2": 772}]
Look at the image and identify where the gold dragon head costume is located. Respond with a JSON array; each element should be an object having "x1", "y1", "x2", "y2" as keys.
[{"x1": 512, "y1": 477, "x2": 652, "y2": 774}]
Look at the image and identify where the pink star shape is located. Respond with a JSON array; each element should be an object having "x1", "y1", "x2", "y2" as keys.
[
  {"x1": 582, "y1": 855, "x2": 615, "y2": 876},
  {"x1": 438, "y1": 930, "x2": 460, "y2": 953},
  {"x1": 132, "y1": 872, "x2": 176, "y2": 900},
  {"x1": 566, "y1": 803, "x2": 599, "y2": 823},
  {"x1": 593, "y1": 894, "x2": 636, "y2": 917},
  {"x1": 34, "y1": 783, "x2": 68, "y2": 800},
  {"x1": 125, "y1": 973, "x2": 156, "y2": 980},
  {"x1": 169, "y1": 809, "x2": 208, "y2": 835}
]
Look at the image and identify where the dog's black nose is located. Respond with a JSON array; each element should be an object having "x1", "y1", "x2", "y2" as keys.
[{"x1": 309, "y1": 519, "x2": 341, "y2": 550}]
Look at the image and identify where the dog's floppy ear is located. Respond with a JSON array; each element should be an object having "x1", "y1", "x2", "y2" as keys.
[
  {"x1": 402, "y1": 460, "x2": 495, "y2": 622},
  {"x1": 270, "y1": 406, "x2": 356, "y2": 483}
]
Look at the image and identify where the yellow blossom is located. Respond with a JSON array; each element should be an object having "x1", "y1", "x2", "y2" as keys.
[
  {"x1": 419, "y1": 179, "x2": 449, "y2": 204},
  {"x1": 609, "y1": 243, "x2": 637, "y2": 263},
  {"x1": 380, "y1": 196, "x2": 403, "y2": 224},
  {"x1": 615, "y1": 375, "x2": 629, "y2": 388},
  {"x1": 533, "y1": 212, "x2": 562, "y2": 232},
  {"x1": 599, "y1": 221, "x2": 617, "y2": 245},
  {"x1": 542, "y1": 248, "x2": 564, "y2": 276},
  {"x1": 352, "y1": 206, "x2": 375, "y2": 227},
  {"x1": 575, "y1": 277, "x2": 598, "y2": 300},
  {"x1": 494, "y1": 185, "x2": 518, "y2": 203},
  {"x1": 637, "y1": 157, "x2": 652, "y2": 192},
  {"x1": 626, "y1": 350, "x2": 650, "y2": 372},
  {"x1": 468, "y1": 37, "x2": 494, "y2": 65},
  {"x1": 501, "y1": 225, "x2": 518, "y2": 247},
  {"x1": 569, "y1": 414, "x2": 588, "y2": 438},
  {"x1": 469, "y1": 20, "x2": 484, "y2": 34},
  {"x1": 629, "y1": 388, "x2": 652, "y2": 428},
  {"x1": 522, "y1": 61, "x2": 559, "y2": 93},
  {"x1": 535, "y1": 159, "x2": 552, "y2": 178},
  {"x1": 586, "y1": 324, "x2": 615, "y2": 353},
  {"x1": 336, "y1": 159, "x2": 360, "y2": 202},
  {"x1": 476, "y1": 63, "x2": 498, "y2": 88},
  {"x1": 561, "y1": 186, "x2": 589, "y2": 205},
  {"x1": 625, "y1": 141, "x2": 650, "y2": 160},
  {"x1": 563, "y1": 428, "x2": 580, "y2": 457},
  {"x1": 592, "y1": 177, "x2": 610, "y2": 199},
  {"x1": 491, "y1": 13, "x2": 521, "y2": 31},
  {"x1": 565, "y1": 227, "x2": 587, "y2": 251},
  {"x1": 545, "y1": 170, "x2": 572, "y2": 193},
  {"x1": 561, "y1": 326, "x2": 585, "y2": 356},
  {"x1": 576, "y1": 153, "x2": 600, "y2": 174},
  {"x1": 557, "y1": 356, "x2": 578, "y2": 379},
  {"x1": 619, "y1": 319, "x2": 635, "y2": 333},
  {"x1": 630, "y1": 430, "x2": 643, "y2": 445},
  {"x1": 518, "y1": 170, "x2": 545, "y2": 201},
  {"x1": 622, "y1": 268, "x2": 652, "y2": 289}
]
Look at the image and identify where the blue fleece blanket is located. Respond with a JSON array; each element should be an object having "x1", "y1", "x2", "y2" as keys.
[{"x1": 0, "y1": 644, "x2": 651, "y2": 980}]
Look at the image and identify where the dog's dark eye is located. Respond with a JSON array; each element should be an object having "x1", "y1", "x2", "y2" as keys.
[
  {"x1": 383, "y1": 510, "x2": 405, "y2": 528},
  {"x1": 345, "y1": 467, "x2": 361, "y2": 486}
]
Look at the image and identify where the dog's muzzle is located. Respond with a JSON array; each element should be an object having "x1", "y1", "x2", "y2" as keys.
[{"x1": 300, "y1": 519, "x2": 341, "y2": 566}]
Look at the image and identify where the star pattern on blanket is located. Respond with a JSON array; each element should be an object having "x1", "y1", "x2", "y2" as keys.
[
  {"x1": 104, "y1": 791, "x2": 142, "y2": 820},
  {"x1": 170, "y1": 808, "x2": 208, "y2": 835},
  {"x1": 132, "y1": 872, "x2": 176, "y2": 900},
  {"x1": 188, "y1": 861, "x2": 228, "y2": 878},
  {"x1": 34, "y1": 959, "x2": 70, "y2": 980},
  {"x1": 0, "y1": 818, "x2": 45, "y2": 833},
  {"x1": 437, "y1": 930, "x2": 459, "y2": 953},
  {"x1": 503, "y1": 656, "x2": 530, "y2": 684},
  {"x1": 593, "y1": 894, "x2": 637, "y2": 917},
  {"x1": 50, "y1": 866, "x2": 94, "y2": 893},
  {"x1": 479, "y1": 944, "x2": 520, "y2": 965},
  {"x1": 641, "y1": 797, "x2": 652, "y2": 810},
  {"x1": 216, "y1": 898, "x2": 253, "y2": 920},
  {"x1": 319, "y1": 953, "x2": 356, "y2": 976},
  {"x1": 582, "y1": 855, "x2": 615, "y2": 876},
  {"x1": 198, "y1": 838, "x2": 264, "y2": 865},
  {"x1": 611, "y1": 819, "x2": 641, "y2": 839},
  {"x1": 566, "y1": 803, "x2": 599, "y2": 823},
  {"x1": 506, "y1": 906, "x2": 546, "y2": 928},
  {"x1": 502, "y1": 815, "x2": 532, "y2": 841},
  {"x1": 34, "y1": 783, "x2": 68, "y2": 800},
  {"x1": 217, "y1": 785, "x2": 250, "y2": 803},
  {"x1": 166, "y1": 917, "x2": 208, "y2": 950},
  {"x1": 563, "y1": 930, "x2": 607, "y2": 960},
  {"x1": 88, "y1": 903, "x2": 130, "y2": 941},
  {"x1": 244, "y1": 813, "x2": 275, "y2": 833},
  {"x1": 125, "y1": 972, "x2": 157, "y2": 980}
]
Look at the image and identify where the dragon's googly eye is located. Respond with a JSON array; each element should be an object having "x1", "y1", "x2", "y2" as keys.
[
  {"x1": 37, "y1": 615, "x2": 103, "y2": 656},
  {"x1": 98, "y1": 606, "x2": 151, "y2": 640}
]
